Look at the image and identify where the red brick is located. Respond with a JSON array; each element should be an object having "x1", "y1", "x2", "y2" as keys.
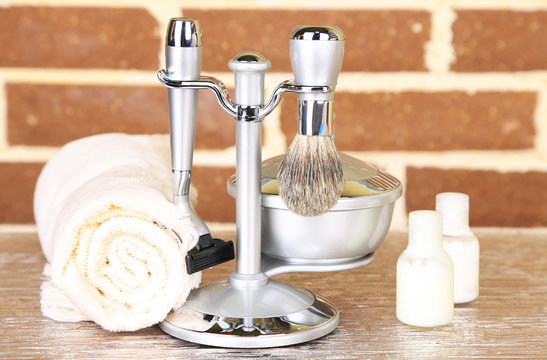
[
  {"x1": 7, "y1": 83, "x2": 235, "y2": 149},
  {"x1": 0, "y1": 7, "x2": 160, "y2": 70},
  {"x1": 7, "y1": 83, "x2": 167, "y2": 146},
  {"x1": 280, "y1": 91, "x2": 536, "y2": 151},
  {"x1": 452, "y1": 11, "x2": 547, "y2": 72},
  {"x1": 191, "y1": 166, "x2": 236, "y2": 223},
  {"x1": 406, "y1": 167, "x2": 547, "y2": 227},
  {"x1": 0, "y1": 163, "x2": 44, "y2": 224},
  {"x1": 183, "y1": 9, "x2": 430, "y2": 72},
  {"x1": 194, "y1": 89, "x2": 236, "y2": 150}
]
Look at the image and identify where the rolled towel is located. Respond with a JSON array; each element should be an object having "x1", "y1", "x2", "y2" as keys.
[{"x1": 34, "y1": 133, "x2": 201, "y2": 331}]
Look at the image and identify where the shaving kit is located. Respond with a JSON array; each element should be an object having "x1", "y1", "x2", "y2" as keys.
[{"x1": 158, "y1": 18, "x2": 402, "y2": 348}]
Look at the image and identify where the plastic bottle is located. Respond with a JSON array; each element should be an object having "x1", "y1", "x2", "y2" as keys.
[
  {"x1": 396, "y1": 210, "x2": 454, "y2": 327},
  {"x1": 436, "y1": 192, "x2": 479, "y2": 304}
]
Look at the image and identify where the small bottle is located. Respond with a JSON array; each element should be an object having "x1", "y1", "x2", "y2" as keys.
[
  {"x1": 397, "y1": 210, "x2": 454, "y2": 327},
  {"x1": 436, "y1": 192, "x2": 479, "y2": 304}
]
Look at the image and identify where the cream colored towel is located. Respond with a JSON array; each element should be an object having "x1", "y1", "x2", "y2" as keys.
[{"x1": 34, "y1": 133, "x2": 201, "y2": 331}]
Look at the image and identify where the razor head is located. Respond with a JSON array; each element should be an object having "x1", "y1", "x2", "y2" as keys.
[{"x1": 186, "y1": 234, "x2": 235, "y2": 274}]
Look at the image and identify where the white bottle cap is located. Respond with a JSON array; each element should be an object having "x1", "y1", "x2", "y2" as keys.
[
  {"x1": 408, "y1": 210, "x2": 443, "y2": 250},
  {"x1": 436, "y1": 192, "x2": 472, "y2": 237}
]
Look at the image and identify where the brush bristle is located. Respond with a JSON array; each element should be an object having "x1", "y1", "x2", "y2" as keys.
[{"x1": 278, "y1": 135, "x2": 343, "y2": 217}]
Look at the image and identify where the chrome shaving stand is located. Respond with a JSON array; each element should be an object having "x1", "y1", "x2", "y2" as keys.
[{"x1": 157, "y1": 19, "x2": 376, "y2": 348}]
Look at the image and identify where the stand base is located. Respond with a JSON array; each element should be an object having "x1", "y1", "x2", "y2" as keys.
[{"x1": 159, "y1": 280, "x2": 339, "y2": 348}]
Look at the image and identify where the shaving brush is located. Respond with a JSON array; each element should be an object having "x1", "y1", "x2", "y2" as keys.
[{"x1": 278, "y1": 26, "x2": 345, "y2": 217}]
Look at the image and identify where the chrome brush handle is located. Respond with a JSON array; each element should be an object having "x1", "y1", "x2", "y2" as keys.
[
  {"x1": 290, "y1": 26, "x2": 345, "y2": 136},
  {"x1": 290, "y1": 26, "x2": 345, "y2": 89}
]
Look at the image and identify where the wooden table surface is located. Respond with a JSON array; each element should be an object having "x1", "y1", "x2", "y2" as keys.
[{"x1": 1, "y1": 230, "x2": 546, "y2": 359}]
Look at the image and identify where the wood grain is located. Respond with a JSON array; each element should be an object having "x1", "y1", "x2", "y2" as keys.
[{"x1": 1, "y1": 231, "x2": 546, "y2": 359}]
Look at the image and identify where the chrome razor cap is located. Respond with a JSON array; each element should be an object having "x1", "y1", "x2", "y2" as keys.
[
  {"x1": 166, "y1": 18, "x2": 202, "y2": 47},
  {"x1": 290, "y1": 26, "x2": 345, "y2": 41}
]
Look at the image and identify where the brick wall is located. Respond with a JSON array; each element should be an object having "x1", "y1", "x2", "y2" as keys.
[{"x1": 0, "y1": 0, "x2": 546, "y2": 231}]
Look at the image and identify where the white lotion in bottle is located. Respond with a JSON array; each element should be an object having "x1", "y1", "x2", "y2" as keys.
[
  {"x1": 397, "y1": 210, "x2": 454, "y2": 327},
  {"x1": 436, "y1": 192, "x2": 479, "y2": 304}
]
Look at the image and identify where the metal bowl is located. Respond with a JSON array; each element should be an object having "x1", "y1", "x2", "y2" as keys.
[{"x1": 227, "y1": 153, "x2": 402, "y2": 263}]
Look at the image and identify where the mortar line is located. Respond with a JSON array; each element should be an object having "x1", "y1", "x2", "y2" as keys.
[
  {"x1": 5, "y1": 145, "x2": 542, "y2": 170},
  {"x1": 385, "y1": 158, "x2": 408, "y2": 230},
  {"x1": 0, "y1": 69, "x2": 235, "y2": 86},
  {"x1": 0, "y1": 80, "x2": 8, "y2": 153},
  {"x1": 337, "y1": 73, "x2": 547, "y2": 92},
  {"x1": 0, "y1": 0, "x2": 192, "y2": 9},
  {"x1": 534, "y1": 88, "x2": 547, "y2": 156},
  {"x1": 425, "y1": 5, "x2": 456, "y2": 75},
  {"x1": 207, "y1": 222, "x2": 237, "y2": 234},
  {"x1": 0, "y1": 224, "x2": 37, "y2": 233},
  {"x1": 262, "y1": 105, "x2": 288, "y2": 159},
  {"x1": 262, "y1": 76, "x2": 289, "y2": 157},
  {"x1": 192, "y1": 148, "x2": 237, "y2": 167},
  {"x1": 3, "y1": 141, "x2": 546, "y2": 170},
  {"x1": 0, "y1": 69, "x2": 158, "y2": 85},
  {"x1": 1, "y1": 0, "x2": 547, "y2": 10},
  {"x1": 271, "y1": 72, "x2": 547, "y2": 92},
  {"x1": 0, "y1": 146, "x2": 59, "y2": 162}
]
